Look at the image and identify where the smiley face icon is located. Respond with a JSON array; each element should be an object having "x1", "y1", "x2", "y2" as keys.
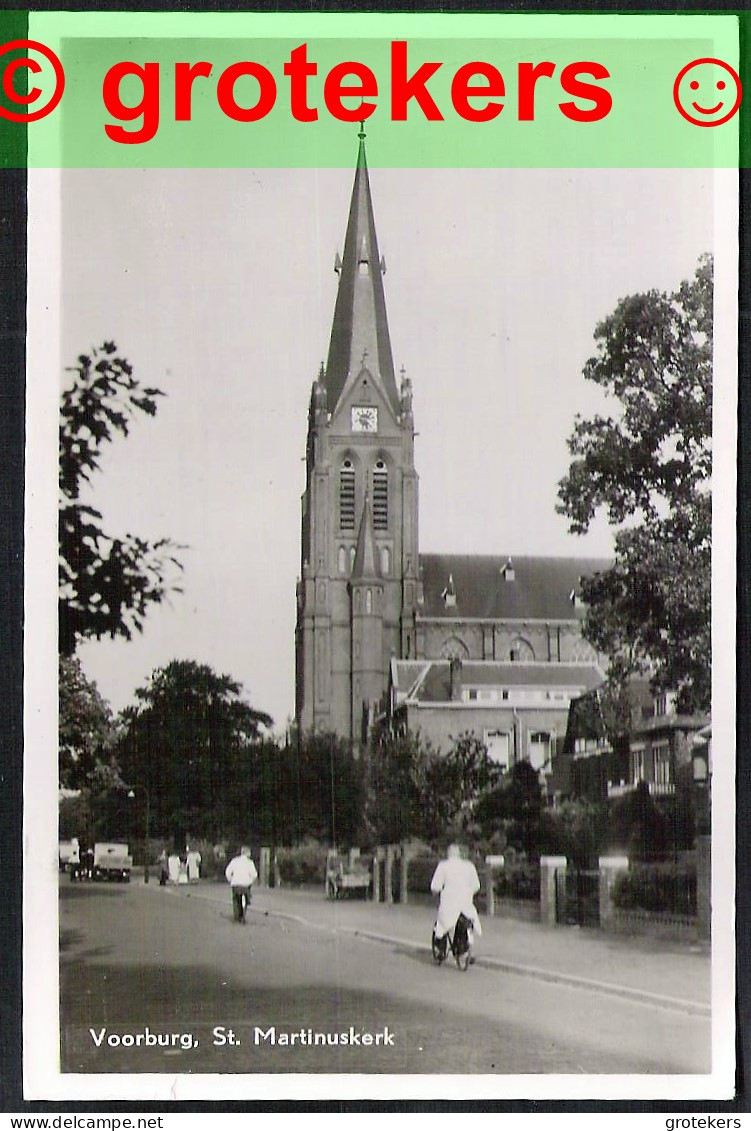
[{"x1": 673, "y1": 58, "x2": 742, "y2": 126}]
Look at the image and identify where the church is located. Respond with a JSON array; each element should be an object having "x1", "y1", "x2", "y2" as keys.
[{"x1": 295, "y1": 133, "x2": 608, "y2": 766}]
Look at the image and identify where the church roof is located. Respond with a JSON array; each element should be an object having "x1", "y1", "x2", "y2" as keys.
[
  {"x1": 418, "y1": 554, "x2": 612, "y2": 621},
  {"x1": 324, "y1": 133, "x2": 399, "y2": 416}
]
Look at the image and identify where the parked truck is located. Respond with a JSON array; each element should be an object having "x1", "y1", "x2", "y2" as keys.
[{"x1": 92, "y1": 842, "x2": 132, "y2": 882}]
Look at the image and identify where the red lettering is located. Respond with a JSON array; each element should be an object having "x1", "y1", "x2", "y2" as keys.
[
  {"x1": 3, "y1": 57, "x2": 42, "y2": 105},
  {"x1": 174, "y1": 61, "x2": 212, "y2": 121},
  {"x1": 284, "y1": 43, "x2": 318, "y2": 122},
  {"x1": 216, "y1": 61, "x2": 276, "y2": 122},
  {"x1": 517, "y1": 61, "x2": 555, "y2": 121},
  {"x1": 103, "y1": 61, "x2": 160, "y2": 144},
  {"x1": 323, "y1": 61, "x2": 377, "y2": 123},
  {"x1": 559, "y1": 61, "x2": 612, "y2": 122},
  {"x1": 391, "y1": 41, "x2": 443, "y2": 121},
  {"x1": 450, "y1": 62, "x2": 504, "y2": 122}
]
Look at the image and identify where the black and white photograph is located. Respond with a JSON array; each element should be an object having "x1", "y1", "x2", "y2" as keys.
[{"x1": 23, "y1": 108, "x2": 736, "y2": 1100}]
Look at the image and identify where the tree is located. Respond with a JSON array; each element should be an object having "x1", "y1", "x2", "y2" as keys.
[
  {"x1": 59, "y1": 342, "x2": 183, "y2": 656},
  {"x1": 58, "y1": 655, "x2": 116, "y2": 789},
  {"x1": 366, "y1": 729, "x2": 433, "y2": 845},
  {"x1": 116, "y1": 660, "x2": 273, "y2": 843},
  {"x1": 557, "y1": 256, "x2": 712, "y2": 713}
]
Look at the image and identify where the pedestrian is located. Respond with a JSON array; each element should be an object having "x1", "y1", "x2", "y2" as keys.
[
  {"x1": 158, "y1": 849, "x2": 169, "y2": 886},
  {"x1": 167, "y1": 851, "x2": 180, "y2": 885},
  {"x1": 186, "y1": 845, "x2": 202, "y2": 883},
  {"x1": 225, "y1": 845, "x2": 257, "y2": 924}
]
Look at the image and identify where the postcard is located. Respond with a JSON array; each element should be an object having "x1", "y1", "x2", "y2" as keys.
[{"x1": 17, "y1": 10, "x2": 738, "y2": 1106}]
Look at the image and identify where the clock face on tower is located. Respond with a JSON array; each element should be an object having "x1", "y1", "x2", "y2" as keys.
[{"x1": 351, "y1": 406, "x2": 378, "y2": 433}]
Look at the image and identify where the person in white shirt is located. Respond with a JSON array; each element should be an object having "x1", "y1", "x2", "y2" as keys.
[
  {"x1": 430, "y1": 843, "x2": 482, "y2": 950},
  {"x1": 186, "y1": 846, "x2": 202, "y2": 883},
  {"x1": 225, "y1": 845, "x2": 258, "y2": 923}
]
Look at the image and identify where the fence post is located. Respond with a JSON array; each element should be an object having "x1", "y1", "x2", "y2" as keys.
[
  {"x1": 384, "y1": 845, "x2": 396, "y2": 905},
  {"x1": 259, "y1": 846, "x2": 271, "y2": 887},
  {"x1": 696, "y1": 835, "x2": 711, "y2": 941},
  {"x1": 372, "y1": 847, "x2": 383, "y2": 902},
  {"x1": 400, "y1": 844, "x2": 411, "y2": 905},
  {"x1": 485, "y1": 867, "x2": 496, "y2": 917},
  {"x1": 539, "y1": 855, "x2": 567, "y2": 927},
  {"x1": 598, "y1": 855, "x2": 629, "y2": 929}
]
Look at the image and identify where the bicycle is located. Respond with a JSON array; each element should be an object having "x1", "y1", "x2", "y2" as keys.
[{"x1": 431, "y1": 912, "x2": 474, "y2": 971}]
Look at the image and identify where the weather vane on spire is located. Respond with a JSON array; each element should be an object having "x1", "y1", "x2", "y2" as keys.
[{"x1": 358, "y1": 120, "x2": 366, "y2": 141}]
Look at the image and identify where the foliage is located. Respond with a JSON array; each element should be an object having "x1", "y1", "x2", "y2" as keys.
[
  {"x1": 59, "y1": 342, "x2": 183, "y2": 656},
  {"x1": 366, "y1": 728, "x2": 503, "y2": 846},
  {"x1": 116, "y1": 660, "x2": 273, "y2": 844},
  {"x1": 557, "y1": 256, "x2": 712, "y2": 713},
  {"x1": 608, "y1": 781, "x2": 669, "y2": 861},
  {"x1": 611, "y1": 860, "x2": 697, "y2": 916},
  {"x1": 474, "y1": 760, "x2": 545, "y2": 858},
  {"x1": 492, "y1": 856, "x2": 540, "y2": 903},
  {"x1": 366, "y1": 729, "x2": 434, "y2": 844},
  {"x1": 286, "y1": 732, "x2": 367, "y2": 848},
  {"x1": 540, "y1": 799, "x2": 609, "y2": 868},
  {"x1": 422, "y1": 732, "x2": 504, "y2": 842},
  {"x1": 275, "y1": 840, "x2": 330, "y2": 886},
  {"x1": 407, "y1": 853, "x2": 443, "y2": 895},
  {"x1": 58, "y1": 655, "x2": 117, "y2": 789}
]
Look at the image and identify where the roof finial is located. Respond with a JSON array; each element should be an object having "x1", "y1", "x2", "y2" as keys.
[{"x1": 358, "y1": 120, "x2": 366, "y2": 141}]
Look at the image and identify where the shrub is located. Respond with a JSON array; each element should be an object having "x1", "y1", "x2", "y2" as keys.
[
  {"x1": 611, "y1": 861, "x2": 697, "y2": 916},
  {"x1": 275, "y1": 840, "x2": 329, "y2": 886},
  {"x1": 407, "y1": 854, "x2": 442, "y2": 895},
  {"x1": 493, "y1": 857, "x2": 540, "y2": 903}
]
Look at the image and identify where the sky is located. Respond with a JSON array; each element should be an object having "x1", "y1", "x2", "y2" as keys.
[{"x1": 61, "y1": 160, "x2": 713, "y2": 731}]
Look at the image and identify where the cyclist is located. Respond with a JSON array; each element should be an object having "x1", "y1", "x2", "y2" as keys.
[{"x1": 430, "y1": 844, "x2": 482, "y2": 961}]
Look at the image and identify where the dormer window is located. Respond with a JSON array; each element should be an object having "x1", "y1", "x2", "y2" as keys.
[
  {"x1": 441, "y1": 573, "x2": 457, "y2": 608},
  {"x1": 501, "y1": 557, "x2": 515, "y2": 582}
]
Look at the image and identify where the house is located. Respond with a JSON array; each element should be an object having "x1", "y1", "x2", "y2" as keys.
[
  {"x1": 386, "y1": 655, "x2": 604, "y2": 772},
  {"x1": 564, "y1": 681, "x2": 710, "y2": 803}
]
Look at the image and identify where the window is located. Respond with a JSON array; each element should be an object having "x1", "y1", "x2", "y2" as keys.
[
  {"x1": 338, "y1": 547, "x2": 346, "y2": 573},
  {"x1": 653, "y1": 742, "x2": 671, "y2": 786},
  {"x1": 373, "y1": 460, "x2": 388, "y2": 529},
  {"x1": 509, "y1": 637, "x2": 534, "y2": 662},
  {"x1": 366, "y1": 588, "x2": 373, "y2": 614},
  {"x1": 528, "y1": 732, "x2": 551, "y2": 770},
  {"x1": 632, "y1": 747, "x2": 645, "y2": 783},
  {"x1": 381, "y1": 546, "x2": 390, "y2": 574},
  {"x1": 339, "y1": 460, "x2": 355, "y2": 530},
  {"x1": 485, "y1": 731, "x2": 510, "y2": 769}
]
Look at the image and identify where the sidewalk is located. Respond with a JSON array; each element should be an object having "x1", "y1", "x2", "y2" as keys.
[{"x1": 164, "y1": 879, "x2": 711, "y2": 1015}]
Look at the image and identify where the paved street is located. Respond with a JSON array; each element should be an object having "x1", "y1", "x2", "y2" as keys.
[{"x1": 60, "y1": 878, "x2": 711, "y2": 1076}]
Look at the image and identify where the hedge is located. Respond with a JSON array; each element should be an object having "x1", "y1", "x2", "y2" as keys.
[{"x1": 611, "y1": 861, "x2": 697, "y2": 916}]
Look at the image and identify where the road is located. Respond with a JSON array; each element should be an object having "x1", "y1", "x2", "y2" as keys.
[{"x1": 60, "y1": 879, "x2": 711, "y2": 1075}]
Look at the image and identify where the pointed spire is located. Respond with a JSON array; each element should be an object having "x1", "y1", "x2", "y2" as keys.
[
  {"x1": 352, "y1": 494, "x2": 381, "y2": 581},
  {"x1": 324, "y1": 132, "x2": 399, "y2": 416}
]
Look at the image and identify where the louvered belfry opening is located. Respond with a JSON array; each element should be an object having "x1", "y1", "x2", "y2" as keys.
[
  {"x1": 340, "y1": 460, "x2": 355, "y2": 529},
  {"x1": 372, "y1": 460, "x2": 388, "y2": 529}
]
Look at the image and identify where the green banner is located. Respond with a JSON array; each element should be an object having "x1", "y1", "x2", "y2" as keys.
[{"x1": 0, "y1": 12, "x2": 741, "y2": 167}]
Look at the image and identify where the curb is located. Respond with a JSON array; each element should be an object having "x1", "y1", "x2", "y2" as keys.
[
  {"x1": 153, "y1": 884, "x2": 711, "y2": 1018},
  {"x1": 338, "y1": 925, "x2": 710, "y2": 1018}
]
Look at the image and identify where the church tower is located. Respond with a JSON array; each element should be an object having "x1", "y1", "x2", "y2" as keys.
[{"x1": 295, "y1": 132, "x2": 420, "y2": 743}]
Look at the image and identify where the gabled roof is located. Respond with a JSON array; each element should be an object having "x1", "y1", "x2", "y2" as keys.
[
  {"x1": 324, "y1": 134, "x2": 399, "y2": 417},
  {"x1": 418, "y1": 554, "x2": 611, "y2": 621},
  {"x1": 392, "y1": 659, "x2": 603, "y2": 705}
]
